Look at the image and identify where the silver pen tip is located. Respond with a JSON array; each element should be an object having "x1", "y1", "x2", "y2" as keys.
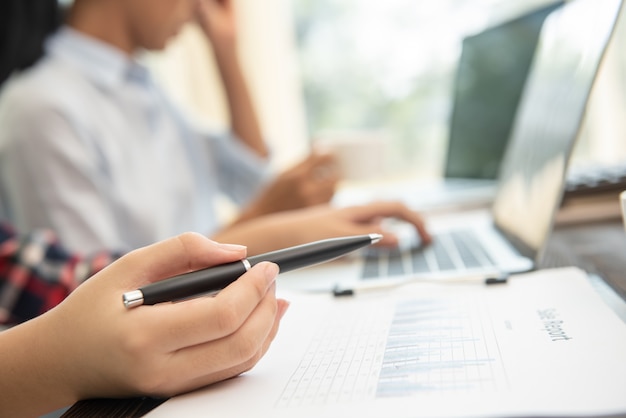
[
  {"x1": 369, "y1": 233, "x2": 384, "y2": 244},
  {"x1": 122, "y1": 290, "x2": 145, "y2": 309}
]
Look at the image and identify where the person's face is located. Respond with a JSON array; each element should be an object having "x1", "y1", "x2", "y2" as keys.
[{"x1": 122, "y1": 0, "x2": 197, "y2": 50}]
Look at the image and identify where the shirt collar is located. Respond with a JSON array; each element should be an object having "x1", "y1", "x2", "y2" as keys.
[{"x1": 45, "y1": 27, "x2": 151, "y2": 90}]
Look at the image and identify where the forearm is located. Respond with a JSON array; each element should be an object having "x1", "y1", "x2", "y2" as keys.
[
  {"x1": 212, "y1": 43, "x2": 268, "y2": 157},
  {"x1": 0, "y1": 315, "x2": 78, "y2": 416},
  {"x1": 211, "y1": 211, "x2": 307, "y2": 255},
  {"x1": 232, "y1": 189, "x2": 273, "y2": 225}
]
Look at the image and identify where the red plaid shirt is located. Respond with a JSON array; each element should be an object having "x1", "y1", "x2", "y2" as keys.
[{"x1": 0, "y1": 223, "x2": 121, "y2": 326}]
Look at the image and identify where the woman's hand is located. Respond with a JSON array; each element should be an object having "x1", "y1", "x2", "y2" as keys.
[
  {"x1": 287, "y1": 201, "x2": 432, "y2": 247},
  {"x1": 236, "y1": 151, "x2": 340, "y2": 222},
  {"x1": 214, "y1": 201, "x2": 432, "y2": 254},
  {"x1": 195, "y1": 0, "x2": 238, "y2": 51},
  {"x1": 0, "y1": 233, "x2": 288, "y2": 417}
]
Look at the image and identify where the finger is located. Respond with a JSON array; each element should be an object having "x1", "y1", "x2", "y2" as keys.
[
  {"x1": 309, "y1": 151, "x2": 337, "y2": 167},
  {"x1": 311, "y1": 169, "x2": 340, "y2": 186},
  {"x1": 346, "y1": 201, "x2": 432, "y2": 244},
  {"x1": 170, "y1": 299, "x2": 290, "y2": 395},
  {"x1": 313, "y1": 154, "x2": 339, "y2": 178},
  {"x1": 140, "y1": 262, "x2": 279, "y2": 351},
  {"x1": 291, "y1": 152, "x2": 321, "y2": 174},
  {"x1": 112, "y1": 233, "x2": 247, "y2": 289},
  {"x1": 300, "y1": 149, "x2": 337, "y2": 172},
  {"x1": 303, "y1": 176, "x2": 338, "y2": 201},
  {"x1": 195, "y1": 0, "x2": 230, "y2": 30},
  {"x1": 309, "y1": 164, "x2": 341, "y2": 187},
  {"x1": 346, "y1": 222, "x2": 396, "y2": 246},
  {"x1": 194, "y1": 0, "x2": 211, "y2": 23},
  {"x1": 160, "y1": 284, "x2": 281, "y2": 392},
  {"x1": 161, "y1": 299, "x2": 289, "y2": 396},
  {"x1": 198, "y1": 0, "x2": 224, "y2": 13}
]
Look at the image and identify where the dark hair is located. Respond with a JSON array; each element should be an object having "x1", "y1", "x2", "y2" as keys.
[{"x1": 0, "y1": 0, "x2": 62, "y2": 86}]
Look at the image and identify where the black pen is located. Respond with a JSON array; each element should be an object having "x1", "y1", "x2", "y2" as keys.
[{"x1": 122, "y1": 233, "x2": 383, "y2": 308}]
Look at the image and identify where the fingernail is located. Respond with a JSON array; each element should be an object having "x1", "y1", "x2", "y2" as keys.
[
  {"x1": 216, "y1": 243, "x2": 247, "y2": 252},
  {"x1": 263, "y1": 261, "x2": 280, "y2": 278},
  {"x1": 278, "y1": 300, "x2": 290, "y2": 320}
]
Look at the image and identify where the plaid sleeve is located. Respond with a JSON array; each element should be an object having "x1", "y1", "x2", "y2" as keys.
[{"x1": 0, "y1": 223, "x2": 122, "y2": 326}]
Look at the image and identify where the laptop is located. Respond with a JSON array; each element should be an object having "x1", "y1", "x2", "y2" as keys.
[
  {"x1": 283, "y1": 0, "x2": 623, "y2": 292},
  {"x1": 333, "y1": 3, "x2": 564, "y2": 212},
  {"x1": 443, "y1": 1, "x2": 564, "y2": 182}
]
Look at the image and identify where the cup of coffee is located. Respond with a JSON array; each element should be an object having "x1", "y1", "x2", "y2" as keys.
[{"x1": 314, "y1": 130, "x2": 388, "y2": 182}]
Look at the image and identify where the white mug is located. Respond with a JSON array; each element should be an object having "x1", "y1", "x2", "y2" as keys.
[{"x1": 314, "y1": 130, "x2": 388, "y2": 182}]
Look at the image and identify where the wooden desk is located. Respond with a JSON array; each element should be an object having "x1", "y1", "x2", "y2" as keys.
[
  {"x1": 545, "y1": 219, "x2": 626, "y2": 299},
  {"x1": 62, "y1": 219, "x2": 626, "y2": 418}
]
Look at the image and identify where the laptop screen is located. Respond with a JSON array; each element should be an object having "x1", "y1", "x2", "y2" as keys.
[
  {"x1": 444, "y1": 2, "x2": 564, "y2": 180},
  {"x1": 492, "y1": 0, "x2": 623, "y2": 262}
]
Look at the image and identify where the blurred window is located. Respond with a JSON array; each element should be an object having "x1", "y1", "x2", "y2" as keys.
[{"x1": 292, "y1": 0, "x2": 626, "y2": 180}]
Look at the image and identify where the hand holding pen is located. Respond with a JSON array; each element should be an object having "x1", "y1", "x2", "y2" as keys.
[
  {"x1": 123, "y1": 234, "x2": 382, "y2": 308},
  {"x1": 2, "y1": 232, "x2": 293, "y2": 414}
]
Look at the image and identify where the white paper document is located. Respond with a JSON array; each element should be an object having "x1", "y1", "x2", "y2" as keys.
[{"x1": 147, "y1": 267, "x2": 626, "y2": 417}]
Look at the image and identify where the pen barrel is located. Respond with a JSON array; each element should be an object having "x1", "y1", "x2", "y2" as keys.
[
  {"x1": 247, "y1": 235, "x2": 373, "y2": 273},
  {"x1": 140, "y1": 261, "x2": 248, "y2": 305}
]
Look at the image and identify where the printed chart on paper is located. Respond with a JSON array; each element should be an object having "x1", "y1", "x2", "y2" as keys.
[{"x1": 276, "y1": 294, "x2": 509, "y2": 407}]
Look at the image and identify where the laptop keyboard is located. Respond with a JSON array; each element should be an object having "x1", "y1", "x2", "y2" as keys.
[{"x1": 361, "y1": 230, "x2": 496, "y2": 279}]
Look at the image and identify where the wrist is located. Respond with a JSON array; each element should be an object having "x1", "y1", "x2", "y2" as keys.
[
  {"x1": 0, "y1": 314, "x2": 80, "y2": 416},
  {"x1": 233, "y1": 196, "x2": 268, "y2": 225},
  {"x1": 212, "y1": 41, "x2": 241, "y2": 72}
]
